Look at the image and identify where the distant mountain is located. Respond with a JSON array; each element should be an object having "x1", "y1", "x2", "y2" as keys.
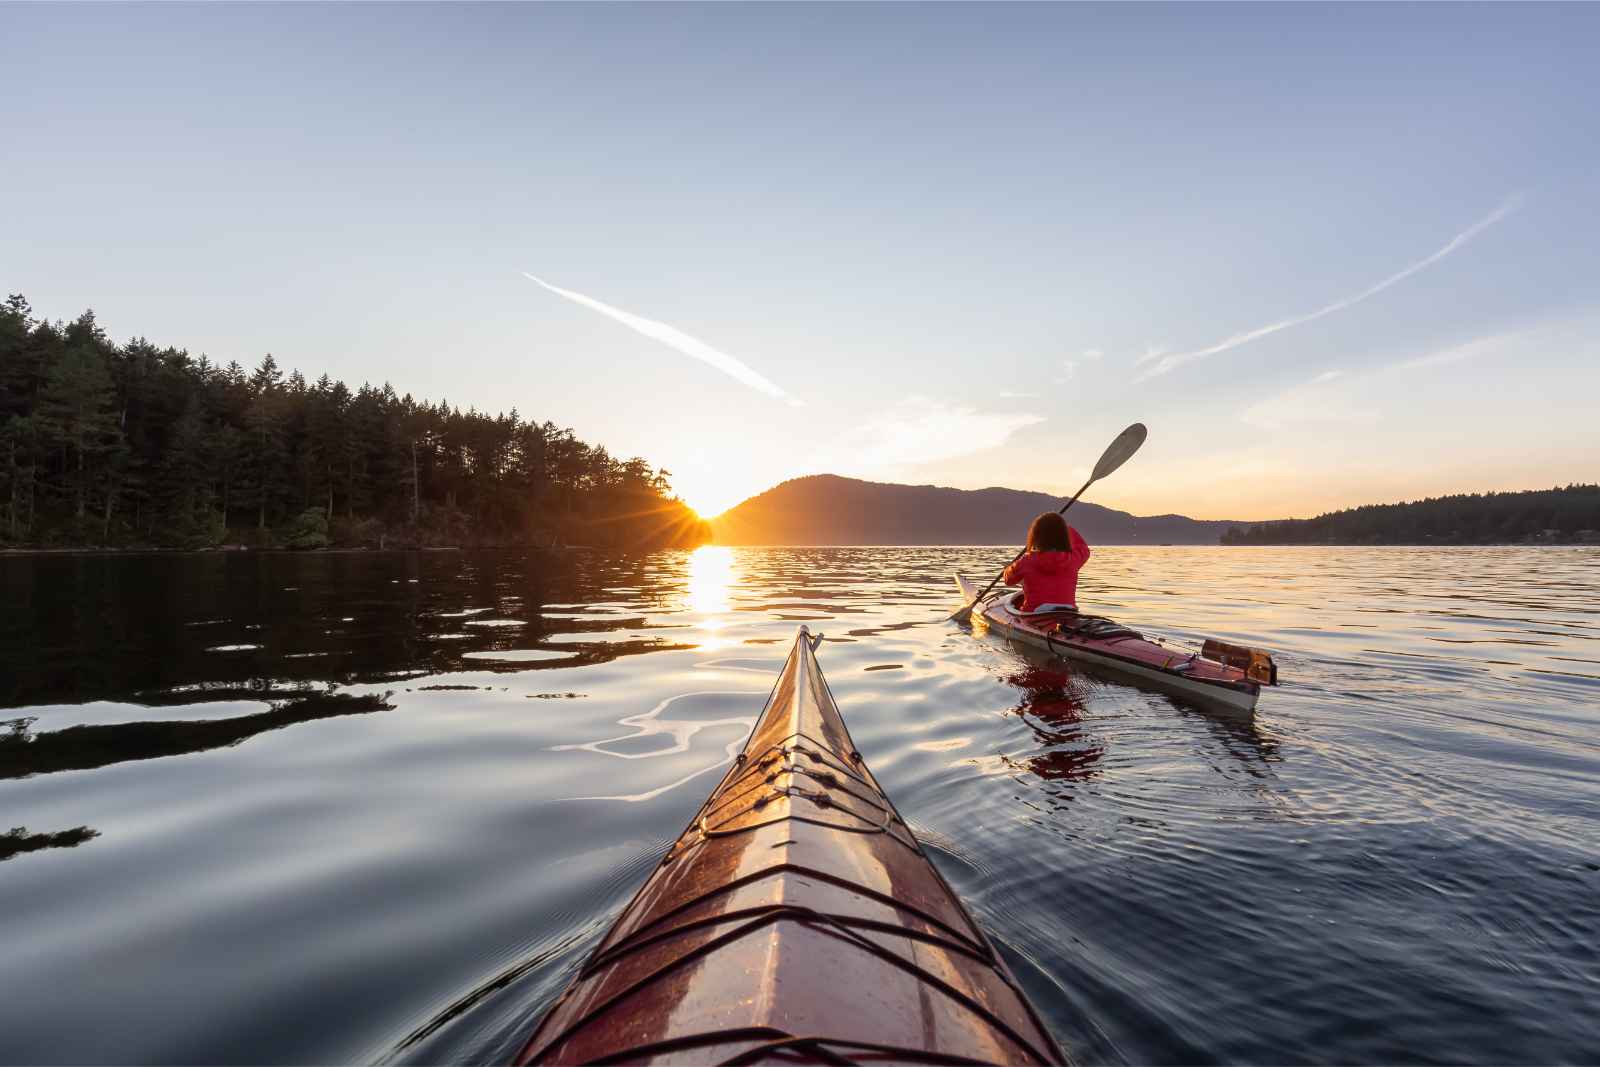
[{"x1": 709, "y1": 475, "x2": 1253, "y2": 545}]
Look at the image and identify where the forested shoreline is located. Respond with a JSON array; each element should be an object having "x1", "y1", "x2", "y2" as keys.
[
  {"x1": 0, "y1": 295, "x2": 707, "y2": 551},
  {"x1": 1222, "y1": 485, "x2": 1600, "y2": 545}
]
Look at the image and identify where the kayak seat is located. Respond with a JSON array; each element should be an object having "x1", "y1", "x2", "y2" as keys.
[
  {"x1": 1002, "y1": 592, "x2": 1080, "y2": 617},
  {"x1": 1005, "y1": 592, "x2": 1141, "y2": 641}
]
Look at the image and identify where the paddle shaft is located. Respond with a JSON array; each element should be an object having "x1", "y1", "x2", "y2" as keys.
[
  {"x1": 961, "y1": 473, "x2": 1094, "y2": 612},
  {"x1": 949, "y1": 422, "x2": 1146, "y2": 624}
]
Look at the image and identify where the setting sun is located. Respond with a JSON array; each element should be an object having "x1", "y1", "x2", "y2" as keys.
[{"x1": 667, "y1": 461, "x2": 776, "y2": 521}]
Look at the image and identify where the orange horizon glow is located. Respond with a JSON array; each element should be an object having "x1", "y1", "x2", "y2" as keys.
[{"x1": 667, "y1": 458, "x2": 1594, "y2": 527}]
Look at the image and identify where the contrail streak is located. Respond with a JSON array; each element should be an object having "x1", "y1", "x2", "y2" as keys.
[
  {"x1": 1135, "y1": 195, "x2": 1523, "y2": 382},
  {"x1": 522, "y1": 273, "x2": 801, "y2": 406}
]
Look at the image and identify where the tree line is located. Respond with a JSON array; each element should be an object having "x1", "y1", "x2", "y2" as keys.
[
  {"x1": 1221, "y1": 485, "x2": 1600, "y2": 545},
  {"x1": 0, "y1": 294, "x2": 708, "y2": 551}
]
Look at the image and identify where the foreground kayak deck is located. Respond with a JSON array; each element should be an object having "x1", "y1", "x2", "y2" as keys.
[
  {"x1": 955, "y1": 574, "x2": 1275, "y2": 715},
  {"x1": 518, "y1": 627, "x2": 1066, "y2": 1065}
]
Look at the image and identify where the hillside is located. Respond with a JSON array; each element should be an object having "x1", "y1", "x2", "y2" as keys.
[
  {"x1": 1221, "y1": 485, "x2": 1600, "y2": 545},
  {"x1": 709, "y1": 475, "x2": 1250, "y2": 545}
]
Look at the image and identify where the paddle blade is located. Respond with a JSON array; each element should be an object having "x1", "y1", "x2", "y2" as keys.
[{"x1": 1091, "y1": 423, "x2": 1147, "y2": 482}]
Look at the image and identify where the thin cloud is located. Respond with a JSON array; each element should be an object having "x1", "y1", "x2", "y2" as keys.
[
  {"x1": 1136, "y1": 195, "x2": 1524, "y2": 382},
  {"x1": 522, "y1": 272, "x2": 801, "y2": 406},
  {"x1": 822, "y1": 396, "x2": 1046, "y2": 472},
  {"x1": 1392, "y1": 331, "x2": 1512, "y2": 372},
  {"x1": 1241, "y1": 368, "x2": 1374, "y2": 431},
  {"x1": 1057, "y1": 348, "x2": 1103, "y2": 383},
  {"x1": 1242, "y1": 327, "x2": 1522, "y2": 430}
]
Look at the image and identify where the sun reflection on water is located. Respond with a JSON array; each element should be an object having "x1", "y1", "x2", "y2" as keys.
[
  {"x1": 687, "y1": 546, "x2": 734, "y2": 613},
  {"x1": 686, "y1": 546, "x2": 736, "y2": 649}
]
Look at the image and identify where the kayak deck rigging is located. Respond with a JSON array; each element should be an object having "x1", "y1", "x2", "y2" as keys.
[{"x1": 518, "y1": 627, "x2": 1066, "y2": 1065}]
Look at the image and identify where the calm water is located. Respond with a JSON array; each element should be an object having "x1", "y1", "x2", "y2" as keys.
[{"x1": 2, "y1": 547, "x2": 1596, "y2": 1064}]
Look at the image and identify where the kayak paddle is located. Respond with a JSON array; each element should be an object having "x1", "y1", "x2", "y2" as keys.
[{"x1": 949, "y1": 422, "x2": 1148, "y2": 624}]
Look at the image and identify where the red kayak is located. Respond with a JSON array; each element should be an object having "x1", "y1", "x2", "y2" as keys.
[
  {"x1": 517, "y1": 626, "x2": 1066, "y2": 1065},
  {"x1": 956, "y1": 574, "x2": 1277, "y2": 714}
]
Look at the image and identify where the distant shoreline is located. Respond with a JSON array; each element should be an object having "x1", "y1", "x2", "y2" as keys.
[
  {"x1": 0, "y1": 545, "x2": 607, "y2": 558},
  {"x1": 703, "y1": 542, "x2": 1595, "y2": 549},
  {"x1": 4, "y1": 541, "x2": 1593, "y2": 559}
]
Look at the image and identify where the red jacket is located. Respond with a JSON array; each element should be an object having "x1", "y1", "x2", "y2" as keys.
[{"x1": 1002, "y1": 528, "x2": 1091, "y2": 611}]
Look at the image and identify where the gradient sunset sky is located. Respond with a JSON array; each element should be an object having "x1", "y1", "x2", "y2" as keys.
[{"x1": 6, "y1": 3, "x2": 1597, "y2": 519}]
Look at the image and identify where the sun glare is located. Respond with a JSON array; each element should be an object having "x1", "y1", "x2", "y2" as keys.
[
  {"x1": 677, "y1": 486, "x2": 740, "y2": 521},
  {"x1": 670, "y1": 465, "x2": 769, "y2": 520},
  {"x1": 686, "y1": 545, "x2": 735, "y2": 617}
]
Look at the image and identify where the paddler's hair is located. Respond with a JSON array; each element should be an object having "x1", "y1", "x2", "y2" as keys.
[{"x1": 1026, "y1": 512, "x2": 1071, "y2": 552}]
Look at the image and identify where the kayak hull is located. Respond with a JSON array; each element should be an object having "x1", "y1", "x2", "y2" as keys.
[
  {"x1": 518, "y1": 626, "x2": 1066, "y2": 1065},
  {"x1": 955, "y1": 574, "x2": 1263, "y2": 714}
]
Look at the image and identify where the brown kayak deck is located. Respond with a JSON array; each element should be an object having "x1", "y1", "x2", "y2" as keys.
[{"x1": 517, "y1": 626, "x2": 1065, "y2": 1065}]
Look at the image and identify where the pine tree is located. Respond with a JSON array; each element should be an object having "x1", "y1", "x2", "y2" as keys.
[
  {"x1": 242, "y1": 354, "x2": 289, "y2": 532},
  {"x1": 0, "y1": 295, "x2": 708, "y2": 549},
  {"x1": 38, "y1": 342, "x2": 120, "y2": 526},
  {"x1": 156, "y1": 396, "x2": 216, "y2": 544}
]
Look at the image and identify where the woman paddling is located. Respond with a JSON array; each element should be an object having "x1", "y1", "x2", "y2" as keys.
[{"x1": 1002, "y1": 512, "x2": 1091, "y2": 612}]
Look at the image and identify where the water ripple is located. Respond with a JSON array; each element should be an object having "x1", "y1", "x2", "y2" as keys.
[{"x1": 0, "y1": 546, "x2": 1595, "y2": 1063}]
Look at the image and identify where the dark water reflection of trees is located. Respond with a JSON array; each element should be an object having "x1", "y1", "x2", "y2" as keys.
[
  {"x1": 1, "y1": 825, "x2": 99, "y2": 862},
  {"x1": 1, "y1": 692, "x2": 393, "y2": 780},
  {"x1": 0, "y1": 549, "x2": 692, "y2": 708}
]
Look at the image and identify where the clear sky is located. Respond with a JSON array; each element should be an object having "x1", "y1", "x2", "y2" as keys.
[{"x1": 5, "y1": 3, "x2": 1597, "y2": 519}]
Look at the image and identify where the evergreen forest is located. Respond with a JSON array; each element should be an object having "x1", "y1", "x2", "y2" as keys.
[
  {"x1": 1221, "y1": 485, "x2": 1600, "y2": 545},
  {"x1": 0, "y1": 295, "x2": 708, "y2": 551}
]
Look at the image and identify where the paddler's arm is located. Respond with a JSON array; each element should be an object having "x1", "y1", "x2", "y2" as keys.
[
  {"x1": 1002, "y1": 554, "x2": 1027, "y2": 585},
  {"x1": 1067, "y1": 526, "x2": 1091, "y2": 568}
]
